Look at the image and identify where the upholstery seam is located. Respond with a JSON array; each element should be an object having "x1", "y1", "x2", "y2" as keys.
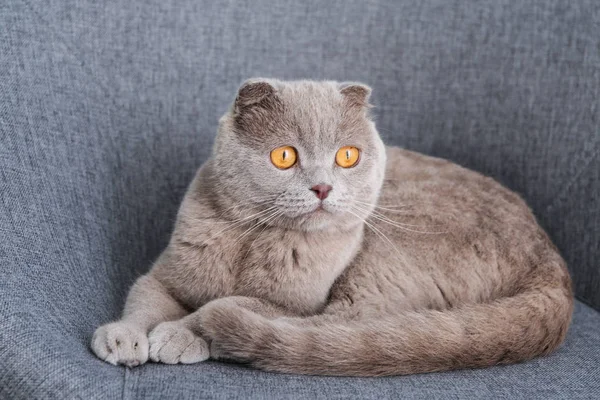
[
  {"x1": 545, "y1": 135, "x2": 600, "y2": 213},
  {"x1": 121, "y1": 368, "x2": 127, "y2": 400}
]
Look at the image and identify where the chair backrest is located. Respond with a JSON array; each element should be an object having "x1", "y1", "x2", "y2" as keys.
[{"x1": 1, "y1": 0, "x2": 598, "y2": 311}]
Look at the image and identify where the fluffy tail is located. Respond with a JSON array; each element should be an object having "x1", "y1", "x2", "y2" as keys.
[{"x1": 202, "y1": 287, "x2": 573, "y2": 376}]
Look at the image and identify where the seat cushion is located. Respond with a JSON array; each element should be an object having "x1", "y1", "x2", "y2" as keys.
[
  {"x1": 122, "y1": 302, "x2": 600, "y2": 399},
  {"x1": 1, "y1": 301, "x2": 598, "y2": 399}
]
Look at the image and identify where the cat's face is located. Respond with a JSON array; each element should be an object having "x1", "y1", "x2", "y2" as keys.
[{"x1": 213, "y1": 79, "x2": 386, "y2": 232}]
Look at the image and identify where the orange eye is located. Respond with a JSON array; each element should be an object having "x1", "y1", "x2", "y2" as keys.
[
  {"x1": 335, "y1": 146, "x2": 360, "y2": 168},
  {"x1": 270, "y1": 146, "x2": 297, "y2": 169}
]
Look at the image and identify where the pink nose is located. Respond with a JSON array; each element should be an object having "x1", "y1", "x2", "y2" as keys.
[{"x1": 310, "y1": 184, "x2": 333, "y2": 200}]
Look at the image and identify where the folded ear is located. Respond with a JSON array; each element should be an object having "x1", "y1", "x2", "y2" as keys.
[
  {"x1": 339, "y1": 82, "x2": 372, "y2": 108},
  {"x1": 232, "y1": 79, "x2": 283, "y2": 138},
  {"x1": 234, "y1": 79, "x2": 277, "y2": 114}
]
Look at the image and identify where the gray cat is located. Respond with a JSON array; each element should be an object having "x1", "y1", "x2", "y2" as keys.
[{"x1": 91, "y1": 79, "x2": 573, "y2": 376}]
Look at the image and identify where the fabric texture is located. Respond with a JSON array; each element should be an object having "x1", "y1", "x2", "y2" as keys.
[{"x1": 0, "y1": 0, "x2": 599, "y2": 398}]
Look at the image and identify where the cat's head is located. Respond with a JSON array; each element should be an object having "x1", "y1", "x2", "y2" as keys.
[{"x1": 212, "y1": 79, "x2": 386, "y2": 232}]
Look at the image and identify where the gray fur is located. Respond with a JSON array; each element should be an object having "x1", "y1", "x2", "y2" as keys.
[{"x1": 91, "y1": 79, "x2": 572, "y2": 376}]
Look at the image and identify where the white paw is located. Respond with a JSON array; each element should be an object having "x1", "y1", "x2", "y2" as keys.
[
  {"x1": 91, "y1": 322, "x2": 149, "y2": 367},
  {"x1": 148, "y1": 321, "x2": 210, "y2": 364}
]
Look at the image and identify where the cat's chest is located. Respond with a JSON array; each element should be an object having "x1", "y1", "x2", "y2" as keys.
[{"x1": 233, "y1": 228, "x2": 362, "y2": 315}]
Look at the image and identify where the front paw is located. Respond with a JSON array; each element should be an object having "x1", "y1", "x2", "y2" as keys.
[
  {"x1": 148, "y1": 321, "x2": 209, "y2": 364},
  {"x1": 91, "y1": 322, "x2": 149, "y2": 367}
]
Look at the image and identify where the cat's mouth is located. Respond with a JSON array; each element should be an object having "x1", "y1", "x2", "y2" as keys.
[
  {"x1": 305, "y1": 203, "x2": 333, "y2": 216},
  {"x1": 299, "y1": 207, "x2": 324, "y2": 218},
  {"x1": 280, "y1": 201, "x2": 341, "y2": 222},
  {"x1": 288, "y1": 204, "x2": 327, "y2": 219}
]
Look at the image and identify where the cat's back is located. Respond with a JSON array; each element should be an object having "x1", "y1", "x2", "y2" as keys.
[
  {"x1": 379, "y1": 146, "x2": 543, "y2": 240},
  {"x1": 379, "y1": 145, "x2": 565, "y2": 272},
  {"x1": 329, "y1": 146, "x2": 570, "y2": 312}
]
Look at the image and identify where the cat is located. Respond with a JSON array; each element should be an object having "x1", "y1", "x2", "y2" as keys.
[{"x1": 91, "y1": 79, "x2": 573, "y2": 376}]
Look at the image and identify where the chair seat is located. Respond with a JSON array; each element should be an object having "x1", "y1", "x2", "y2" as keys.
[{"x1": 1, "y1": 301, "x2": 598, "y2": 399}]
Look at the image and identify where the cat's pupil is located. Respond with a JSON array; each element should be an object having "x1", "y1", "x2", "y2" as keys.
[
  {"x1": 282, "y1": 150, "x2": 287, "y2": 160},
  {"x1": 346, "y1": 150, "x2": 350, "y2": 159}
]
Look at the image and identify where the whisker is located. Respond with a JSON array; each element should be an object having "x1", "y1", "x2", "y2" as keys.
[
  {"x1": 352, "y1": 203, "x2": 444, "y2": 231},
  {"x1": 353, "y1": 204, "x2": 426, "y2": 228},
  {"x1": 351, "y1": 199, "x2": 413, "y2": 213},
  {"x1": 371, "y1": 215, "x2": 446, "y2": 234},
  {"x1": 209, "y1": 201, "x2": 273, "y2": 224},
  {"x1": 212, "y1": 195, "x2": 279, "y2": 219},
  {"x1": 355, "y1": 206, "x2": 446, "y2": 234},
  {"x1": 353, "y1": 203, "x2": 446, "y2": 234},
  {"x1": 229, "y1": 208, "x2": 283, "y2": 250},
  {"x1": 353, "y1": 199, "x2": 455, "y2": 218},
  {"x1": 242, "y1": 210, "x2": 285, "y2": 259},
  {"x1": 352, "y1": 199, "x2": 448, "y2": 229},
  {"x1": 347, "y1": 208, "x2": 405, "y2": 259},
  {"x1": 233, "y1": 207, "x2": 282, "y2": 241},
  {"x1": 208, "y1": 206, "x2": 278, "y2": 240}
]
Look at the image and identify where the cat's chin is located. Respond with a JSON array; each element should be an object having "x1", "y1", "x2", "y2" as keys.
[
  {"x1": 297, "y1": 216, "x2": 336, "y2": 232},
  {"x1": 293, "y1": 207, "x2": 358, "y2": 232},
  {"x1": 297, "y1": 208, "x2": 329, "y2": 223}
]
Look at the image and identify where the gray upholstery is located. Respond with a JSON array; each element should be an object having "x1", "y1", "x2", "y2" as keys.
[{"x1": 1, "y1": 0, "x2": 598, "y2": 398}]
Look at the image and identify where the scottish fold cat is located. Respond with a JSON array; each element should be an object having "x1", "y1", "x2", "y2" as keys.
[{"x1": 91, "y1": 79, "x2": 572, "y2": 376}]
